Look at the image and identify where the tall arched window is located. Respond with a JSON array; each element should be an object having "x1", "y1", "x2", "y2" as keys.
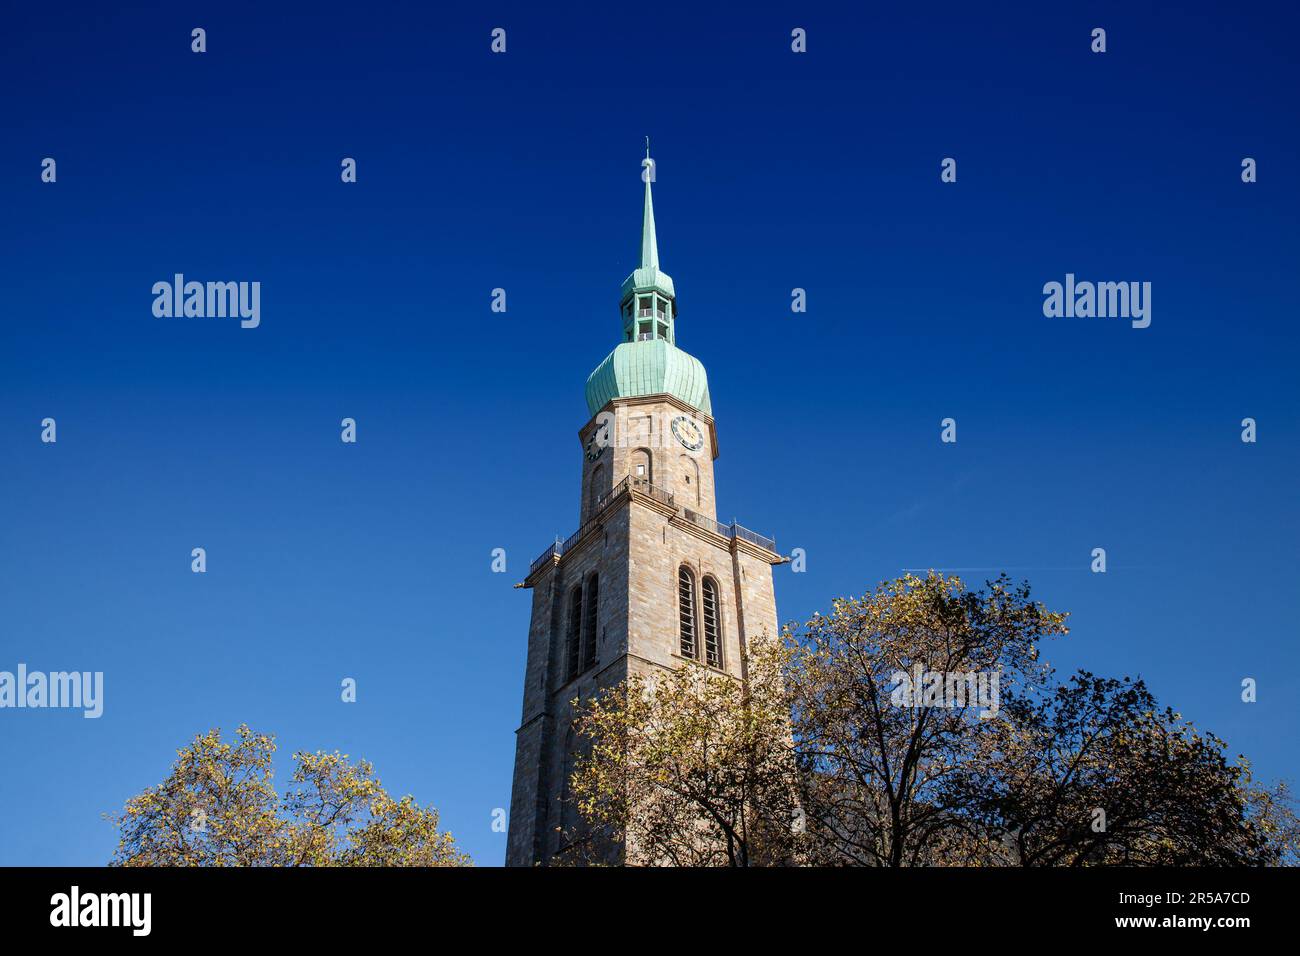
[
  {"x1": 701, "y1": 577, "x2": 721, "y2": 668},
  {"x1": 582, "y1": 574, "x2": 599, "y2": 671},
  {"x1": 565, "y1": 585, "x2": 583, "y2": 681},
  {"x1": 678, "y1": 566, "x2": 697, "y2": 659}
]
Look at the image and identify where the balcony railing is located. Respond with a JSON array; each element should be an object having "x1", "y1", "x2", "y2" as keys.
[
  {"x1": 731, "y1": 522, "x2": 777, "y2": 553},
  {"x1": 530, "y1": 481, "x2": 776, "y2": 577},
  {"x1": 631, "y1": 475, "x2": 675, "y2": 507},
  {"x1": 529, "y1": 540, "x2": 561, "y2": 575},
  {"x1": 530, "y1": 477, "x2": 677, "y2": 574},
  {"x1": 683, "y1": 509, "x2": 777, "y2": 553},
  {"x1": 681, "y1": 508, "x2": 726, "y2": 537}
]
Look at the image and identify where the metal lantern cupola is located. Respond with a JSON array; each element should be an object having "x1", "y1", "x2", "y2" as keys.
[{"x1": 619, "y1": 142, "x2": 678, "y2": 345}]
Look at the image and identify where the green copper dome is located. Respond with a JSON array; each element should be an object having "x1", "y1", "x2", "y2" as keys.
[
  {"x1": 586, "y1": 145, "x2": 711, "y2": 417},
  {"x1": 586, "y1": 339, "x2": 712, "y2": 416}
]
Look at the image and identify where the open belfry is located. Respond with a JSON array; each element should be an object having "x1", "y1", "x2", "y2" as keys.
[{"x1": 506, "y1": 149, "x2": 783, "y2": 866}]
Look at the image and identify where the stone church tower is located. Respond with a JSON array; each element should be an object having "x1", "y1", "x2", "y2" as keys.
[{"x1": 506, "y1": 153, "x2": 783, "y2": 866}]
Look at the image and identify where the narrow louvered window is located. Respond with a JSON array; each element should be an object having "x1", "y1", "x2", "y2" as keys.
[
  {"x1": 565, "y1": 586, "x2": 583, "y2": 681},
  {"x1": 678, "y1": 566, "x2": 697, "y2": 658},
  {"x1": 702, "y1": 577, "x2": 721, "y2": 668},
  {"x1": 582, "y1": 575, "x2": 599, "y2": 671}
]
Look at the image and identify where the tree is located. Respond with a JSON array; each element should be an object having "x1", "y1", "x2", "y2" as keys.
[
  {"x1": 567, "y1": 572, "x2": 1297, "y2": 867},
  {"x1": 1242, "y1": 776, "x2": 1300, "y2": 867},
  {"x1": 951, "y1": 672, "x2": 1274, "y2": 865},
  {"x1": 108, "y1": 725, "x2": 470, "y2": 867},
  {"x1": 568, "y1": 639, "x2": 803, "y2": 866},
  {"x1": 788, "y1": 572, "x2": 1067, "y2": 866}
]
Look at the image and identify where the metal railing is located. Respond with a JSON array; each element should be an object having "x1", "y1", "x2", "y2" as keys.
[
  {"x1": 731, "y1": 522, "x2": 777, "y2": 553},
  {"x1": 529, "y1": 540, "x2": 561, "y2": 575},
  {"x1": 683, "y1": 509, "x2": 777, "y2": 553},
  {"x1": 529, "y1": 510, "x2": 603, "y2": 574},
  {"x1": 530, "y1": 477, "x2": 675, "y2": 574},
  {"x1": 593, "y1": 477, "x2": 627, "y2": 513},
  {"x1": 530, "y1": 481, "x2": 774, "y2": 577},
  {"x1": 630, "y1": 475, "x2": 675, "y2": 507},
  {"x1": 595, "y1": 475, "x2": 674, "y2": 510},
  {"x1": 682, "y1": 508, "x2": 726, "y2": 537}
]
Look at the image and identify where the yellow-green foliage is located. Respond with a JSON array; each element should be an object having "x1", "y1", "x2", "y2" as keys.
[{"x1": 108, "y1": 725, "x2": 470, "y2": 867}]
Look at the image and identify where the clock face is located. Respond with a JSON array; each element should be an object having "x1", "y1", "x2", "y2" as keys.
[
  {"x1": 670, "y1": 415, "x2": 705, "y2": 452},
  {"x1": 584, "y1": 429, "x2": 607, "y2": 461}
]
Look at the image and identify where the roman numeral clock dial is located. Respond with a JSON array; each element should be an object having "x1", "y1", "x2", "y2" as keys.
[{"x1": 670, "y1": 415, "x2": 704, "y2": 451}]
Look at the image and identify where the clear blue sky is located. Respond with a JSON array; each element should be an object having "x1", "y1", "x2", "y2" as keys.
[{"x1": 2, "y1": 1, "x2": 1297, "y2": 866}]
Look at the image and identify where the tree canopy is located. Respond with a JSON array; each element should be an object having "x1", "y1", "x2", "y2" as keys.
[
  {"x1": 568, "y1": 572, "x2": 1297, "y2": 867},
  {"x1": 109, "y1": 725, "x2": 470, "y2": 867}
]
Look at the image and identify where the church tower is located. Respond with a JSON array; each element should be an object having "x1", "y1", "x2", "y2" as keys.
[{"x1": 506, "y1": 150, "x2": 783, "y2": 866}]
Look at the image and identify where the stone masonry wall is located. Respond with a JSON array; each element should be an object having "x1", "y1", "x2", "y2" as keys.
[
  {"x1": 510, "y1": 393, "x2": 779, "y2": 867},
  {"x1": 579, "y1": 398, "x2": 717, "y2": 525}
]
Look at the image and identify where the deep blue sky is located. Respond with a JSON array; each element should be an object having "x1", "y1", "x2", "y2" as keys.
[{"x1": 2, "y1": 1, "x2": 1297, "y2": 866}]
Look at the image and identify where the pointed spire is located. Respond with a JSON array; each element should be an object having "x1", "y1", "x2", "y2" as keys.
[
  {"x1": 618, "y1": 140, "x2": 676, "y2": 344},
  {"x1": 640, "y1": 137, "x2": 659, "y2": 270}
]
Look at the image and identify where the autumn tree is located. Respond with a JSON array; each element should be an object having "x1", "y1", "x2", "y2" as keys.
[
  {"x1": 568, "y1": 571, "x2": 1296, "y2": 867},
  {"x1": 109, "y1": 725, "x2": 470, "y2": 867},
  {"x1": 568, "y1": 639, "x2": 803, "y2": 866},
  {"x1": 950, "y1": 672, "x2": 1275, "y2": 865},
  {"x1": 789, "y1": 572, "x2": 1068, "y2": 866},
  {"x1": 1242, "y1": 777, "x2": 1300, "y2": 867}
]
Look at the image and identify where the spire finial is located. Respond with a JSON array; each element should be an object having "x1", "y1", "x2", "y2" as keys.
[{"x1": 640, "y1": 141, "x2": 659, "y2": 270}]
